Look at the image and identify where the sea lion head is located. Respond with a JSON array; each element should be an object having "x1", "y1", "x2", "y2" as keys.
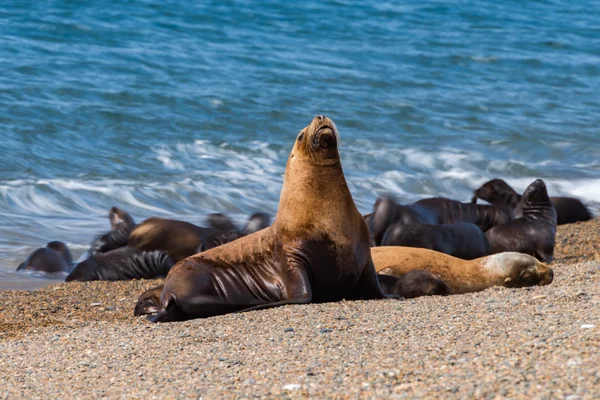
[
  {"x1": 109, "y1": 207, "x2": 135, "y2": 230},
  {"x1": 522, "y1": 179, "x2": 551, "y2": 206},
  {"x1": 472, "y1": 179, "x2": 518, "y2": 205},
  {"x1": 485, "y1": 252, "x2": 554, "y2": 288},
  {"x1": 291, "y1": 115, "x2": 339, "y2": 165},
  {"x1": 46, "y1": 241, "x2": 73, "y2": 265}
]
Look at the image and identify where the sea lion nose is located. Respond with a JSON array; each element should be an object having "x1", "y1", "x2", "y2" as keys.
[{"x1": 315, "y1": 115, "x2": 325, "y2": 121}]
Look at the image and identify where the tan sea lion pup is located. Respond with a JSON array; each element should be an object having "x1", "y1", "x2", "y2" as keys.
[
  {"x1": 135, "y1": 115, "x2": 387, "y2": 322},
  {"x1": 372, "y1": 247, "x2": 553, "y2": 294}
]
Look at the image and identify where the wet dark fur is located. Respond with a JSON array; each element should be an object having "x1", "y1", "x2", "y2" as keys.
[
  {"x1": 381, "y1": 222, "x2": 491, "y2": 260},
  {"x1": 377, "y1": 271, "x2": 451, "y2": 298},
  {"x1": 369, "y1": 195, "x2": 438, "y2": 246},
  {"x1": 485, "y1": 179, "x2": 557, "y2": 262},
  {"x1": 472, "y1": 178, "x2": 592, "y2": 225},
  {"x1": 17, "y1": 241, "x2": 73, "y2": 273},
  {"x1": 414, "y1": 197, "x2": 510, "y2": 232},
  {"x1": 66, "y1": 247, "x2": 174, "y2": 281}
]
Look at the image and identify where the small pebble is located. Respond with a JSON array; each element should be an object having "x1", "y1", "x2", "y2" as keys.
[
  {"x1": 89, "y1": 302, "x2": 102, "y2": 307},
  {"x1": 320, "y1": 328, "x2": 332, "y2": 333},
  {"x1": 282, "y1": 383, "x2": 301, "y2": 391},
  {"x1": 284, "y1": 328, "x2": 294, "y2": 333},
  {"x1": 580, "y1": 324, "x2": 595, "y2": 329}
]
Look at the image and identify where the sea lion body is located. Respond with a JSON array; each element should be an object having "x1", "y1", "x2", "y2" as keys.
[
  {"x1": 369, "y1": 196, "x2": 438, "y2": 246},
  {"x1": 373, "y1": 247, "x2": 553, "y2": 294},
  {"x1": 86, "y1": 207, "x2": 136, "y2": 256},
  {"x1": 17, "y1": 241, "x2": 73, "y2": 274},
  {"x1": 66, "y1": 247, "x2": 174, "y2": 281},
  {"x1": 472, "y1": 178, "x2": 592, "y2": 224},
  {"x1": 377, "y1": 270, "x2": 450, "y2": 298},
  {"x1": 128, "y1": 218, "x2": 218, "y2": 262},
  {"x1": 485, "y1": 179, "x2": 557, "y2": 262},
  {"x1": 138, "y1": 116, "x2": 386, "y2": 322},
  {"x1": 414, "y1": 197, "x2": 510, "y2": 232},
  {"x1": 381, "y1": 222, "x2": 490, "y2": 260}
]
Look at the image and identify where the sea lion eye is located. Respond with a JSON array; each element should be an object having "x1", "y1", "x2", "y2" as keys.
[{"x1": 298, "y1": 132, "x2": 305, "y2": 141}]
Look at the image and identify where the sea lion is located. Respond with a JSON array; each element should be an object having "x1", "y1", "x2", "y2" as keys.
[
  {"x1": 414, "y1": 197, "x2": 510, "y2": 232},
  {"x1": 207, "y1": 212, "x2": 272, "y2": 236},
  {"x1": 135, "y1": 115, "x2": 387, "y2": 322},
  {"x1": 87, "y1": 207, "x2": 136, "y2": 255},
  {"x1": 377, "y1": 270, "x2": 450, "y2": 298},
  {"x1": 472, "y1": 178, "x2": 593, "y2": 225},
  {"x1": 381, "y1": 222, "x2": 491, "y2": 260},
  {"x1": 66, "y1": 247, "x2": 174, "y2": 281},
  {"x1": 134, "y1": 284, "x2": 164, "y2": 316},
  {"x1": 485, "y1": 179, "x2": 557, "y2": 262},
  {"x1": 372, "y1": 247, "x2": 554, "y2": 294},
  {"x1": 17, "y1": 241, "x2": 73, "y2": 274},
  {"x1": 127, "y1": 218, "x2": 218, "y2": 262},
  {"x1": 368, "y1": 195, "x2": 438, "y2": 246}
]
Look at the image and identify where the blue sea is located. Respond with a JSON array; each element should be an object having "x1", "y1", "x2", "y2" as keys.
[{"x1": 1, "y1": 0, "x2": 599, "y2": 289}]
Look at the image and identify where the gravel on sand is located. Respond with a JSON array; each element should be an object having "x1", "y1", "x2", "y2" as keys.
[{"x1": 1, "y1": 220, "x2": 599, "y2": 398}]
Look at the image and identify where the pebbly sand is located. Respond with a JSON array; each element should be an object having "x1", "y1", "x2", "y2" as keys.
[{"x1": 1, "y1": 220, "x2": 599, "y2": 399}]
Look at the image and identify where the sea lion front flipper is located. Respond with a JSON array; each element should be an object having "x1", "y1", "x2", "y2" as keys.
[{"x1": 134, "y1": 284, "x2": 165, "y2": 316}]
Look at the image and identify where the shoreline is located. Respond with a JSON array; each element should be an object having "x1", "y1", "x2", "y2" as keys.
[{"x1": 1, "y1": 220, "x2": 598, "y2": 398}]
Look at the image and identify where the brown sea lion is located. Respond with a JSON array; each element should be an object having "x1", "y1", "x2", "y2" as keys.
[
  {"x1": 66, "y1": 247, "x2": 174, "y2": 281},
  {"x1": 369, "y1": 195, "x2": 438, "y2": 246},
  {"x1": 377, "y1": 270, "x2": 450, "y2": 298},
  {"x1": 381, "y1": 222, "x2": 491, "y2": 260},
  {"x1": 17, "y1": 241, "x2": 73, "y2": 274},
  {"x1": 127, "y1": 218, "x2": 218, "y2": 262},
  {"x1": 373, "y1": 247, "x2": 554, "y2": 294},
  {"x1": 414, "y1": 197, "x2": 510, "y2": 232},
  {"x1": 135, "y1": 115, "x2": 387, "y2": 322},
  {"x1": 87, "y1": 207, "x2": 136, "y2": 255},
  {"x1": 485, "y1": 179, "x2": 557, "y2": 262},
  {"x1": 471, "y1": 178, "x2": 593, "y2": 225}
]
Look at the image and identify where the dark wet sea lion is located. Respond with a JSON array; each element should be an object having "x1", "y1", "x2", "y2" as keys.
[
  {"x1": 66, "y1": 247, "x2": 174, "y2": 281},
  {"x1": 373, "y1": 247, "x2": 554, "y2": 294},
  {"x1": 88, "y1": 207, "x2": 136, "y2": 255},
  {"x1": 414, "y1": 197, "x2": 510, "y2": 232},
  {"x1": 17, "y1": 241, "x2": 73, "y2": 274},
  {"x1": 369, "y1": 195, "x2": 438, "y2": 246},
  {"x1": 136, "y1": 116, "x2": 387, "y2": 322},
  {"x1": 472, "y1": 178, "x2": 593, "y2": 225},
  {"x1": 381, "y1": 222, "x2": 491, "y2": 260},
  {"x1": 377, "y1": 270, "x2": 450, "y2": 299},
  {"x1": 485, "y1": 179, "x2": 557, "y2": 262},
  {"x1": 127, "y1": 218, "x2": 218, "y2": 262}
]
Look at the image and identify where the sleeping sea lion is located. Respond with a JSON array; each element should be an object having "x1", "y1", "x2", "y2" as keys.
[
  {"x1": 135, "y1": 115, "x2": 388, "y2": 322},
  {"x1": 485, "y1": 179, "x2": 557, "y2": 262},
  {"x1": 372, "y1": 247, "x2": 554, "y2": 294}
]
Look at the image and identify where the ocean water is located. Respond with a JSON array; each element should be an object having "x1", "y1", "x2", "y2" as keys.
[{"x1": 1, "y1": 0, "x2": 599, "y2": 289}]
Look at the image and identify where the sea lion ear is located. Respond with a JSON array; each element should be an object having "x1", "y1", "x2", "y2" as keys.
[{"x1": 297, "y1": 131, "x2": 305, "y2": 142}]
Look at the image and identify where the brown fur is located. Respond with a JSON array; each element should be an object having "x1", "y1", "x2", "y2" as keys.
[
  {"x1": 372, "y1": 246, "x2": 553, "y2": 294},
  {"x1": 137, "y1": 116, "x2": 386, "y2": 322}
]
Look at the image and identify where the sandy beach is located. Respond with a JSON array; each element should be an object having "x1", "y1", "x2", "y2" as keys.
[{"x1": 1, "y1": 219, "x2": 599, "y2": 399}]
